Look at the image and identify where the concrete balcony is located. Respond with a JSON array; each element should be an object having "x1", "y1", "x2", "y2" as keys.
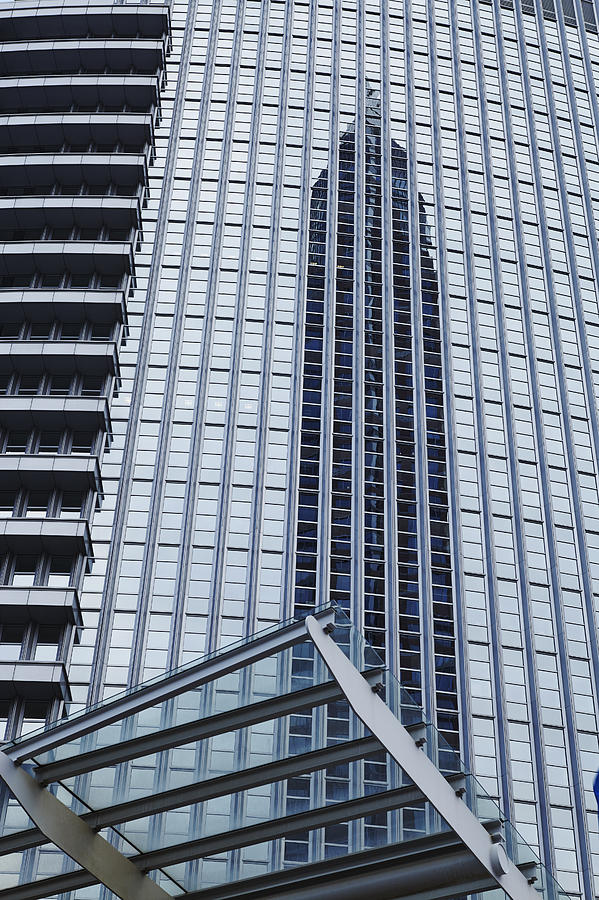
[
  {"x1": 0, "y1": 341, "x2": 119, "y2": 378},
  {"x1": 0, "y1": 660, "x2": 70, "y2": 701},
  {"x1": 0, "y1": 289, "x2": 127, "y2": 326},
  {"x1": 0, "y1": 394, "x2": 111, "y2": 432},
  {"x1": 0, "y1": 39, "x2": 167, "y2": 78},
  {"x1": 0, "y1": 240, "x2": 134, "y2": 278},
  {"x1": 0, "y1": 453, "x2": 102, "y2": 495},
  {"x1": 0, "y1": 4, "x2": 170, "y2": 42},
  {"x1": 0, "y1": 74, "x2": 161, "y2": 115},
  {"x1": 0, "y1": 517, "x2": 93, "y2": 558},
  {"x1": 0, "y1": 152, "x2": 148, "y2": 193},
  {"x1": 0, "y1": 196, "x2": 142, "y2": 235},
  {"x1": 0, "y1": 586, "x2": 82, "y2": 628},
  {"x1": 0, "y1": 112, "x2": 155, "y2": 154}
]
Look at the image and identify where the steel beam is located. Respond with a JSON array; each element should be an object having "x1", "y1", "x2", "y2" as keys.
[
  {"x1": 0, "y1": 827, "x2": 508, "y2": 900},
  {"x1": 34, "y1": 672, "x2": 381, "y2": 785},
  {"x1": 0, "y1": 780, "x2": 469, "y2": 900},
  {"x1": 304, "y1": 615, "x2": 540, "y2": 900},
  {"x1": 0, "y1": 751, "x2": 169, "y2": 900},
  {"x1": 179, "y1": 831, "x2": 503, "y2": 900},
  {"x1": 0, "y1": 869, "x2": 96, "y2": 900},
  {"x1": 89, "y1": 734, "x2": 382, "y2": 829},
  {"x1": 0, "y1": 735, "x2": 382, "y2": 855},
  {"x1": 4, "y1": 606, "x2": 336, "y2": 764},
  {"x1": 130, "y1": 780, "x2": 456, "y2": 872}
]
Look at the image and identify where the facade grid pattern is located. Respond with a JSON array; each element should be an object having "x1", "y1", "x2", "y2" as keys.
[{"x1": 0, "y1": 0, "x2": 598, "y2": 896}]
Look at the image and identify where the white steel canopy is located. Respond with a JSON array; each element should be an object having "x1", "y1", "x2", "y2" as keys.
[{"x1": 0, "y1": 605, "x2": 568, "y2": 900}]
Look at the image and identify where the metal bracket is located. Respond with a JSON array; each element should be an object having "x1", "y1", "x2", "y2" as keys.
[
  {"x1": 452, "y1": 774, "x2": 467, "y2": 798},
  {"x1": 406, "y1": 721, "x2": 427, "y2": 749}
]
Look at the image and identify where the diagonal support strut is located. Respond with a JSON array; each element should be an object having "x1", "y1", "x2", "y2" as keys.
[
  {"x1": 304, "y1": 615, "x2": 540, "y2": 900},
  {"x1": 0, "y1": 752, "x2": 170, "y2": 900}
]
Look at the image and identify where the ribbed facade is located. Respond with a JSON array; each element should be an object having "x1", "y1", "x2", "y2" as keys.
[
  {"x1": 0, "y1": 0, "x2": 170, "y2": 741},
  {"x1": 1, "y1": 0, "x2": 599, "y2": 896}
]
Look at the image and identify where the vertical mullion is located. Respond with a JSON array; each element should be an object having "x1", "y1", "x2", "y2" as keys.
[
  {"x1": 353, "y1": 0, "x2": 365, "y2": 641},
  {"x1": 381, "y1": 0, "x2": 400, "y2": 678},
  {"x1": 349, "y1": 0, "x2": 366, "y2": 856},
  {"x1": 425, "y1": 0, "x2": 471, "y2": 769},
  {"x1": 316, "y1": 1, "x2": 340, "y2": 609},
  {"x1": 552, "y1": 0, "x2": 599, "y2": 712},
  {"x1": 280, "y1": 0, "x2": 318, "y2": 872},
  {"x1": 405, "y1": 0, "x2": 434, "y2": 722},
  {"x1": 447, "y1": 0, "x2": 512, "y2": 816},
  {"x1": 311, "y1": 0, "x2": 341, "y2": 866},
  {"x1": 515, "y1": 0, "x2": 597, "y2": 890},
  {"x1": 219, "y1": 0, "x2": 271, "y2": 882},
  {"x1": 244, "y1": 0, "x2": 294, "y2": 637},
  {"x1": 483, "y1": 0, "x2": 557, "y2": 876},
  {"x1": 284, "y1": 0, "x2": 318, "y2": 621},
  {"x1": 89, "y1": 0, "x2": 201, "y2": 704}
]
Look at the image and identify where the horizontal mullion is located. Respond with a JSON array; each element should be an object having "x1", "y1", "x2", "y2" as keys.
[{"x1": 0, "y1": 826, "x2": 489, "y2": 900}]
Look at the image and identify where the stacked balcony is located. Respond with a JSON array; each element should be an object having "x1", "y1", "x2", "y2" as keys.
[{"x1": 0, "y1": 0, "x2": 170, "y2": 738}]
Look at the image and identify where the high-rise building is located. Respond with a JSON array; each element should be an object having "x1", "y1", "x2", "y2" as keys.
[
  {"x1": 1, "y1": 0, "x2": 599, "y2": 897},
  {"x1": 0, "y1": 0, "x2": 171, "y2": 733},
  {"x1": 294, "y1": 88, "x2": 457, "y2": 735}
]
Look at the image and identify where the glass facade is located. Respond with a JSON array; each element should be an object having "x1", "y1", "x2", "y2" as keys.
[
  {"x1": 294, "y1": 93, "x2": 458, "y2": 744},
  {"x1": 1, "y1": 0, "x2": 599, "y2": 896}
]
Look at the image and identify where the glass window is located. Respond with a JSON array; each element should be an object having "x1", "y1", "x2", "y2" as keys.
[
  {"x1": 11, "y1": 555, "x2": 38, "y2": 586},
  {"x1": 0, "y1": 323, "x2": 22, "y2": 340},
  {"x1": 30, "y1": 323, "x2": 53, "y2": 340},
  {"x1": 71, "y1": 431, "x2": 96, "y2": 453},
  {"x1": 0, "y1": 491, "x2": 16, "y2": 515},
  {"x1": 60, "y1": 324, "x2": 83, "y2": 340},
  {"x1": 90, "y1": 324, "x2": 113, "y2": 341},
  {"x1": 38, "y1": 431, "x2": 62, "y2": 453},
  {"x1": 25, "y1": 492, "x2": 51, "y2": 517},
  {"x1": 17, "y1": 375, "x2": 42, "y2": 396},
  {"x1": 0, "y1": 624, "x2": 25, "y2": 660},
  {"x1": 60, "y1": 492, "x2": 85, "y2": 518},
  {"x1": 5, "y1": 431, "x2": 29, "y2": 453},
  {"x1": 80, "y1": 375, "x2": 105, "y2": 396},
  {"x1": 21, "y1": 701, "x2": 48, "y2": 735},
  {"x1": 48, "y1": 375, "x2": 72, "y2": 396},
  {"x1": 33, "y1": 625, "x2": 61, "y2": 662},
  {"x1": 47, "y1": 556, "x2": 73, "y2": 588}
]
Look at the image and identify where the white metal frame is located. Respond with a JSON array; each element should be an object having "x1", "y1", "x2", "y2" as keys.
[{"x1": 0, "y1": 610, "x2": 546, "y2": 900}]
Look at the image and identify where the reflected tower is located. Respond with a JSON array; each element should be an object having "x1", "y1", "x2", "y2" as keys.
[{"x1": 294, "y1": 91, "x2": 458, "y2": 750}]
